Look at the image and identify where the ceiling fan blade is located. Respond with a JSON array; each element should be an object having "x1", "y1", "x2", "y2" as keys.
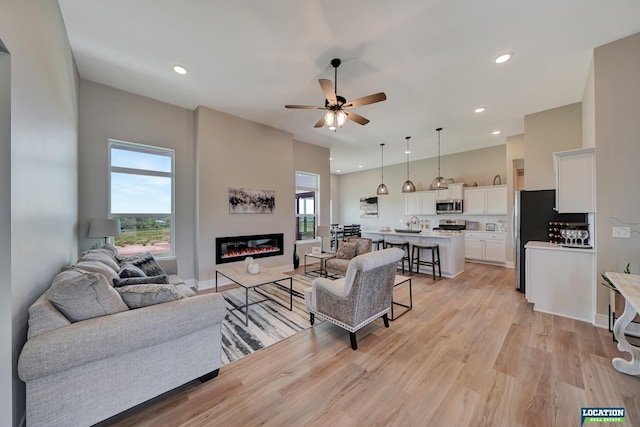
[
  {"x1": 285, "y1": 104, "x2": 324, "y2": 109},
  {"x1": 314, "y1": 116, "x2": 325, "y2": 128},
  {"x1": 345, "y1": 111, "x2": 369, "y2": 125},
  {"x1": 319, "y1": 79, "x2": 337, "y2": 106},
  {"x1": 343, "y1": 92, "x2": 387, "y2": 109}
]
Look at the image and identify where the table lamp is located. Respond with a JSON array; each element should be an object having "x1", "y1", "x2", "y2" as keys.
[
  {"x1": 316, "y1": 225, "x2": 330, "y2": 253},
  {"x1": 88, "y1": 218, "x2": 121, "y2": 245}
]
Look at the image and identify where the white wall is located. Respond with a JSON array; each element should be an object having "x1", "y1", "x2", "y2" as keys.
[
  {"x1": 0, "y1": 41, "x2": 12, "y2": 427},
  {"x1": 523, "y1": 103, "x2": 582, "y2": 190},
  {"x1": 78, "y1": 80, "x2": 197, "y2": 278},
  {"x1": 0, "y1": 2, "x2": 79, "y2": 424},
  {"x1": 196, "y1": 106, "x2": 328, "y2": 287},
  {"x1": 593, "y1": 32, "x2": 640, "y2": 316}
]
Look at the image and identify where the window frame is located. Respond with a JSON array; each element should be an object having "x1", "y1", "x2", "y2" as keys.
[
  {"x1": 295, "y1": 171, "x2": 320, "y2": 242},
  {"x1": 108, "y1": 139, "x2": 176, "y2": 257}
]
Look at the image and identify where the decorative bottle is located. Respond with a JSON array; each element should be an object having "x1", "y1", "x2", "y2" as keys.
[{"x1": 293, "y1": 243, "x2": 300, "y2": 269}]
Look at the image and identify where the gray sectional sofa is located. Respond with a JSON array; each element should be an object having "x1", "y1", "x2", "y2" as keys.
[{"x1": 18, "y1": 246, "x2": 226, "y2": 427}]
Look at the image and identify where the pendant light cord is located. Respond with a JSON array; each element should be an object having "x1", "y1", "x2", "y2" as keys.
[{"x1": 405, "y1": 136, "x2": 411, "y2": 180}]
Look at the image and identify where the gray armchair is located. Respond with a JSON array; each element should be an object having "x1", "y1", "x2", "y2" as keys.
[
  {"x1": 325, "y1": 237, "x2": 372, "y2": 277},
  {"x1": 304, "y1": 248, "x2": 404, "y2": 350}
]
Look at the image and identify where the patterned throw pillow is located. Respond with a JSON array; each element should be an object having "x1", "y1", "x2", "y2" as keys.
[
  {"x1": 116, "y1": 284, "x2": 183, "y2": 309},
  {"x1": 113, "y1": 274, "x2": 170, "y2": 287},
  {"x1": 117, "y1": 252, "x2": 165, "y2": 277},
  {"x1": 118, "y1": 264, "x2": 147, "y2": 279},
  {"x1": 336, "y1": 242, "x2": 357, "y2": 259}
]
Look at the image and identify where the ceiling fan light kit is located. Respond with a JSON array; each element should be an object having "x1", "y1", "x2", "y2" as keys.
[
  {"x1": 285, "y1": 58, "x2": 386, "y2": 131},
  {"x1": 401, "y1": 136, "x2": 416, "y2": 193},
  {"x1": 376, "y1": 143, "x2": 388, "y2": 195}
]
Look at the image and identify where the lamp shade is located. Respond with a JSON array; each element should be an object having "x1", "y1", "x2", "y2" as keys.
[
  {"x1": 316, "y1": 225, "x2": 331, "y2": 238},
  {"x1": 88, "y1": 218, "x2": 121, "y2": 238}
]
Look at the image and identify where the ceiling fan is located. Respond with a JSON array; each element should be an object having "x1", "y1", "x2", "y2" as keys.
[{"x1": 285, "y1": 58, "x2": 387, "y2": 131}]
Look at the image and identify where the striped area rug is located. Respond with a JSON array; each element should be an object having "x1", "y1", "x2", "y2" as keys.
[{"x1": 220, "y1": 273, "x2": 317, "y2": 365}]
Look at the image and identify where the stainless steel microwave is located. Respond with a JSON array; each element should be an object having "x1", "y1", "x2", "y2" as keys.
[{"x1": 436, "y1": 199, "x2": 463, "y2": 214}]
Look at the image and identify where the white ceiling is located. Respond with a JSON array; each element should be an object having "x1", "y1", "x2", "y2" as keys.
[{"x1": 58, "y1": 0, "x2": 640, "y2": 174}]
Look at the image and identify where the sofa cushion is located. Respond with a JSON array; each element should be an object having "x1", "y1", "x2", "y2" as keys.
[
  {"x1": 116, "y1": 284, "x2": 183, "y2": 309},
  {"x1": 112, "y1": 274, "x2": 170, "y2": 287},
  {"x1": 117, "y1": 252, "x2": 165, "y2": 277},
  {"x1": 118, "y1": 264, "x2": 147, "y2": 278},
  {"x1": 79, "y1": 250, "x2": 121, "y2": 272},
  {"x1": 175, "y1": 283, "x2": 196, "y2": 298},
  {"x1": 73, "y1": 260, "x2": 120, "y2": 285},
  {"x1": 48, "y1": 270, "x2": 129, "y2": 322},
  {"x1": 336, "y1": 241, "x2": 357, "y2": 259}
]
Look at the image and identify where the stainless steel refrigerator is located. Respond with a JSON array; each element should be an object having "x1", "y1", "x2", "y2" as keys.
[{"x1": 513, "y1": 190, "x2": 586, "y2": 292}]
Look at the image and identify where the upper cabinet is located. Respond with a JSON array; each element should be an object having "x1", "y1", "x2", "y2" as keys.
[
  {"x1": 405, "y1": 191, "x2": 437, "y2": 215},
  {"x1": 435, "y1": 182, "x2": 464, "y2": 201},
  {"x1": 463, "y1": 185, "x2": 507, "y2": 214},
  {"x1": 554, "y1": 147, "x2": 595, "y2": 213}
]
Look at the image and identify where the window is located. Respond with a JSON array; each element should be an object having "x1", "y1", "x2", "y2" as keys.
[
  {"x1": 295, "y1": 172, "x2": 319, "y2": 241},
  {"x1": 109, "y1": 140, "x2": 174, "y2": 257}
]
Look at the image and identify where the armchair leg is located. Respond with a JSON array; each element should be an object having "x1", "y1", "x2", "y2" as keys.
[
  {"x1": 310, "y1": 313, "x2": 315, "y2": 325},
  {"x1": 382, "y1": 313, "x2": 389, "y2": 328},
  {"x1": 350, "y1": 332, "x2": 358, "y2": 350}
]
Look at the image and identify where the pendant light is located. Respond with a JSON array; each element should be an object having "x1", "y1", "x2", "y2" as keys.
[
  {"x1": 430, "y1": 127, "x2": 448, "y2": 190},
  {"x1": 401, "y1": 136, "x2": 416, "y2": 193},
  {"x1": 376, "y1": 143, "x2": 389, "y2": 195}
]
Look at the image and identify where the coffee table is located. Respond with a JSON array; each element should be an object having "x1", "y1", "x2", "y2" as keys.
[{"x1": 215, "y1": 265, "x2": 293, "y2": 326}]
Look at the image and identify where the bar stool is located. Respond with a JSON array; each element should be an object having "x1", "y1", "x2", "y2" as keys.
[
  {"x1": 411, "y1": 243, "x2": 441, "y2": 280},
  {"x1": 371, "y1": 238, "x2": 384, "y2": 251},
  {"x1": 385, "y1": 240, "x2": 411, "y2": 274}
]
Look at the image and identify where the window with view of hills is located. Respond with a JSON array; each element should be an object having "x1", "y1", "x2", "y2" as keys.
[{"x1": 109, "y1": 140, "x2": 174, "y2": 257}]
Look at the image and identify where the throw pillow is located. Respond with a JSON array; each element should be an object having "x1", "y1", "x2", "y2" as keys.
[
  {"x1": 73, "y1": 260, "x2": 120, "y2": 285},
  {"x1": 48, "y1": 270, "x2": 129, "y2": 322},
  {"x1": 78, "y1": 250, "x2": 121, "y2": 272},
  {"x1": 117, "y1": 252, "x2": 165, "y2": 277},
  {"x1": 116, "y1": 284, "x2": 183, "y2": 309},
  {"x1": 118, "y1": 264, "x2": 147, "y2": 279},
  {"x1": 336, "y1": 242, "x2": 357, "y2": 259},
  {"x1": 112, "y1": 274, "x2": 170, "y2": 287}
]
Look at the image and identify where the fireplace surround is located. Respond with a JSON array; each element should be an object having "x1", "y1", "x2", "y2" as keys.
[{"x1": 215, "y1": 233, "x2": 284, "y2": 264}]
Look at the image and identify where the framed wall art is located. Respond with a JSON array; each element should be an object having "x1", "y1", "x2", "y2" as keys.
[
  {"x1": 229, "y1": 187, "x2": 275, "y2": 214},
  {"x1": 360, "y1": 196, "x2": 378, "y2": 218}
]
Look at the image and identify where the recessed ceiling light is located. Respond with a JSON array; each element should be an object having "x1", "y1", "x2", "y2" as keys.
[
  {"x1": 329, "y1": 157, "x2": 333, "y2": 161},
  {"x1": 474, "y1": 107, "x2": 486, "y2": 113},
  {"x1": 336, "y1": 170, "x2": 341, "y2": 173},
  {"x1": 173, "y1": 65, "x2": 188, "y2": 75},
  {"x1": 492, "y1": 130, "x2": 502, "y2": 135},
  {"x1": 358, "y1": 165, "x2": 363, "y2": 168},
  {"x1": 494, "y1": 53, "x2": 512, "y2": 64}
]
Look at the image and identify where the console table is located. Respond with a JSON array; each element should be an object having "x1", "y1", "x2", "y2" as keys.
[
  {"x1": 304, "y1": 252, "x2": 336, "y2": 277},
  {"x1": 604, "y1": 272, "x2": 640, "y2": 375}
]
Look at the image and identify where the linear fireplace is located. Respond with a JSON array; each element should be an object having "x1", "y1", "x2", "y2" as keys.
[{"x1": 215, "y1": 233, "x2": 284, "y2": 264}]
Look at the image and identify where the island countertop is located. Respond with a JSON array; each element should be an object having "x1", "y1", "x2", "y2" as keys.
[
  {"x1": 362, "y1": 229, "x2": 464, "y2": 239},
  {"x1": 361, "y1": 229, "x2": 465, "y2": 278}
]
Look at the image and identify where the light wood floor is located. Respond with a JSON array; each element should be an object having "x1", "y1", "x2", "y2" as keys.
[{"x1": 106, "y1": 263, "x2": 640, "y2": 427}]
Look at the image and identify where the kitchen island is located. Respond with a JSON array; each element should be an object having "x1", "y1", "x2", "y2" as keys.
[{"x1": 362, "y1": 229, "x2": 465, "y2": 278}]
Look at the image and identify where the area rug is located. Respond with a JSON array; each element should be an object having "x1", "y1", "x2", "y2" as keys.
[{"x1": 220, "y1": 273, "x2": 317, "y2": 365}]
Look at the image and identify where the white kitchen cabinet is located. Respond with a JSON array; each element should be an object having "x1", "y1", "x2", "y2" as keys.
[
  {"x1": 525, "y1": 241, "x2": 595, "y2": 323},
  {"x1": 464, "y1": 232, "x2": 506, "y2": 263},
  {"x1": 436, "y1": 188, "x2": 449, "y2": 201},
  {"x1": 448, "y1": 183, "x2": 464, "y2": 200},
  {"x1": 463, "y1": 185, "x2": 507, "y2": 214},
  {"x1": 554, "y1": 147, "x2": 595, "y2": 213},
  {"x1": 405, "y1": 191, "x2": 436, "y2": 215}
]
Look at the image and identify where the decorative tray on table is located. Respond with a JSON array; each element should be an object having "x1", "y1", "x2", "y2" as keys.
[{"x1": 394, "y1": 229, "x2": 423, "y2": 234}]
